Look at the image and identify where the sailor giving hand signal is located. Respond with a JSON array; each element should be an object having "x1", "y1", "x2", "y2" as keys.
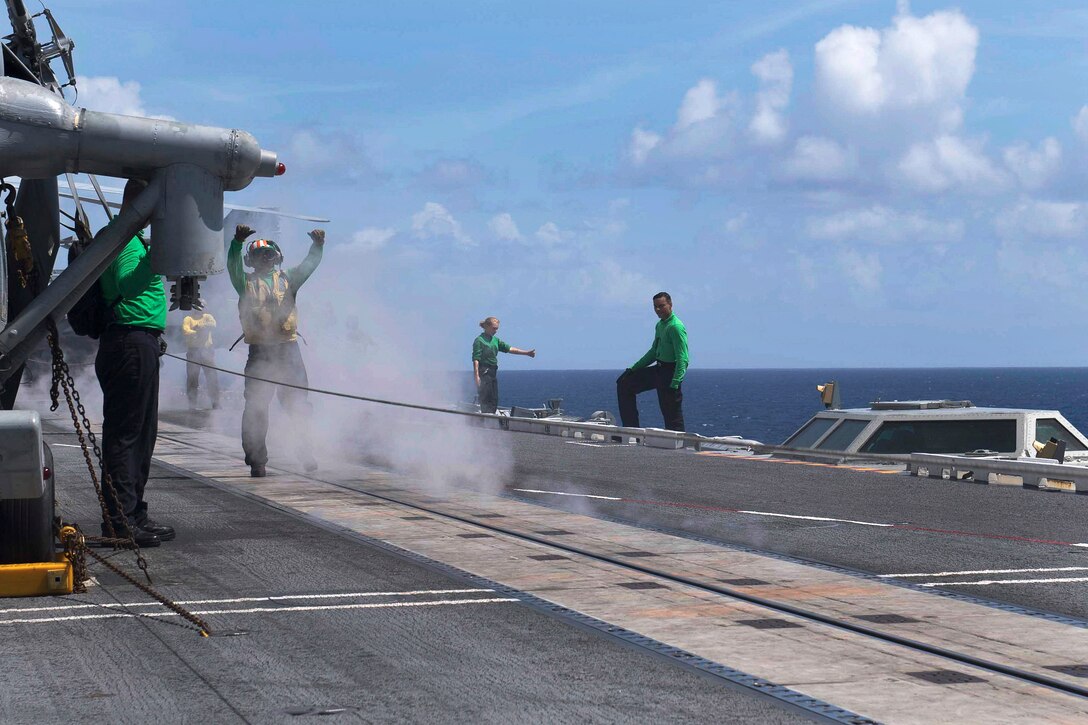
[
  {"x1": 308, "y1": 229, "x2": 326, "y2": 247},
  {"x1": 235, "y1": 224, "x2": 256, "y2": 242}
]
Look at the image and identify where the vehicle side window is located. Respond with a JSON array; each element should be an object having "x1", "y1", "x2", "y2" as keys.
[
  {"x1": 861, "y1": 420, "x2": 1016, "y2": 454},
  {"x1": 784, "y1": 418, "x2": 836, "y2": 448}
]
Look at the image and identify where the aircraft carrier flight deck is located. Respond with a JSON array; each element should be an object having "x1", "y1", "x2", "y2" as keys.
[{"x1": 6, "y1": 400, "x2": 1088, "y2": 725}]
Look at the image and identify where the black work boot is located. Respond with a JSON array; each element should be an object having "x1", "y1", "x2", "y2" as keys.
[
  {"x1": 138, "y1": 517, "x2": 176, "y2": 542},
  {"x1": 101, "y1": 521, "x2": 161, "y2": 548},
  {"x1": 131, "y1": 526, "x2": 163, "y2": 547},
  {"x1": 250, "y1": 463, "x2": 267, "y2": 478}
]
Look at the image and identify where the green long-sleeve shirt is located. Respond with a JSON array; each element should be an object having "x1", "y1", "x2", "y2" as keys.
[
  {"x1": 631, "y1": 313, "x2": 689, "y2": 388},
  {"x1": 472, "y1": 333, "x2": 510, "y2": 368},
  {"x1": 99, "y1": 232, "x2": 166, "y2": 330},
  {"x1": 227, "y1": 239, "x2": 324, "y2": 296}
]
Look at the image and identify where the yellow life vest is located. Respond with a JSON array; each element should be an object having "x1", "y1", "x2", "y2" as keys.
[{"x1": 239, "y1": 270, "x2": 298, "y2": 344}]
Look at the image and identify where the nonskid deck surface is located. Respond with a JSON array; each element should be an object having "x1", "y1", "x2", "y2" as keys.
[
  {"x1": 141, "y1": 414, "x2": 1088, "y2": 724},
  {"x1": 496, "y1": 429, "x2": 1088, "y2": 622},
  {"x1": 2, "y1": 422, "x2": 812, "y2": 725}
]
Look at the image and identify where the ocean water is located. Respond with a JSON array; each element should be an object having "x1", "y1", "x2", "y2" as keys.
[{"x1": 480, "y1": 368, "x2": 1088, "y2": 444}]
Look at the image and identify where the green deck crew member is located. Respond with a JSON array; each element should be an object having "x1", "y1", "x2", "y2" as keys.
[
  {"x1": 616, "y1": 291, "x2": 688, "y2": 431},
  {"x1": 228, "y1": 224, "x2": 324, "y2": 477},
  {"x1": 472, "y1": 316, "x2": 536, "y2": 414},
  {"x1": 95, "y1": 179, "x2": 174, "y2": 546}
]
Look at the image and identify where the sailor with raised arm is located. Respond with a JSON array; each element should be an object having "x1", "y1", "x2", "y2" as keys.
[
  {"x1": 228, "y1": 224, "x2": 324, "y2": 477},
  {"x1": 473, "y1": 316, "x2": 536, "y2": 414},
  {"x1": 616, "y1": 291, "x2": 688, "y2": 432}
]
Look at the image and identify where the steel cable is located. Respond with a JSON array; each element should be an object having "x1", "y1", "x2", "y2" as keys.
[
  {"x1": 162, "y1": 351, "x2": 487, "y2": 420},
  {"x1": 163, "y1": 350, "x2": 913, "y2": 463}
]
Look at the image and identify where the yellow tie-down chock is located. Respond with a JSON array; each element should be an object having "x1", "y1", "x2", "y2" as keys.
[{"x1": 0, "y1": 555, "x2": 75, "y2": 597}]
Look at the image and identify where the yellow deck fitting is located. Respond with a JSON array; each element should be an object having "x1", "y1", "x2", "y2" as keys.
[{"x1": 0, "y1": 554, "x2": 74, "y2": 598}]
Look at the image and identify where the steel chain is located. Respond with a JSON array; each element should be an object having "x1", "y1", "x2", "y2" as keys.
[
  {"x1": 83, "y1": 538, "x2": 211, "y2": 636},
  {"x1": 59, "y1": 525, "x2": 210, "y2": 636},
  {"x1": 44, "y1": 322, "x2": 210, "y2": 635},
  {"x1": 45, "y1": 322, "x2": 150, "y2": 583},
  {"x1": 46, "y1": 321, "x2": 121, "y2": 541},
  {"x1": 58, "y1": 525, "x2": 88, "y2": 594}
]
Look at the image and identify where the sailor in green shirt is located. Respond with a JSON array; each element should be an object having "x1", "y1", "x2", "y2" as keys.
[
  {"x1": 472, "y1": 316, "x2": 536, "y2": 413},
  {"x1": 94, "y1": 179, "x2": 173, "y2": 546},
  {"x1": 616, "y1": 291, "x2": 688, "y2": 431},
  {"x1": 228, "y1": 224, "x2": 325, "y2": 477}
]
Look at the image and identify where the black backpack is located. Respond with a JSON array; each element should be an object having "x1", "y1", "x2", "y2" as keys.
[{"x1": 66, "y1": 238, "x2": 120, "y2": 338}]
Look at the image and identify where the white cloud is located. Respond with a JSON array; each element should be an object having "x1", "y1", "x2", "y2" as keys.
[
  {"x1": 583, "y1": 259, "x2": 656, "y2": 306},
  {"x1": 807, "y1": 205, "x2": 964, "y2": 244},
  {"x1": 583, "y1": 198, "x2": 630, "y2": 239},
  {"x1": 288, "y1": 130, "x2": 336, "y2": 172},
  {"x1": 676, "y1": 79, "x2": 728, "y2": 130},
  {"x1": 994, "y1": 204, "x2": 1088, "y2": 287},
  {"x1": 995, "y1": 239, "x2": 1081, "y2": 288},
  {"x1": 488, "y1": 212, "x2": 522, "y2": 242},
  {"x1": 995, "y1": 199, "x2": 1088, "y2": 240},
  {"x1": 749, "y1": 50, "x2": 792, "y2": 145},
  {"x1": 838, "y1": 249, "x2": 883, "y2": 292},
  {"x1": 1002, "y1": 137, "x2": 1061, "y2": 190},
  {"x1": 895, "y1": 135, "x2": 1007, "y2": 193},
  {"x1": 535, "y1": 221, "x2": 567, "y2": 246},
  {"x1": 813, "y1": 8, "x2": 978, "y2": 128},
  {"x1": 627, "y1": 80, "x2": 737, "y2": 170},
  {"x1": 345, "y1": 227, "x2": 395, "y2": 252},
  {"x1": 815, "y1": 26, "x2": 883, "y2": 114},
  {"x1": 285, "y1": 129, "x2": 382, "y2": 183},
  {"x1": 416, "y1": 158, "x2": 490, "y2": 190},
  {"x1": 781, "y1": 136, "x2": 858, "y2": 181},
  {"x1": 1074, "y1": 106, "x2": 1088, "y2": 143},
  {"x1": 627, "y1": 127, "x2": 662, "y2": 166},
  {"x1": 76, "y1": 76, "x2": 173, "y2": 120},
  {"x1": 411, "y1": 201, "x2": 474, "y2": 247}
]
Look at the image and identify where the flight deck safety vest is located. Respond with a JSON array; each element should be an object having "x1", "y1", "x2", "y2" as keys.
[{"x1": 239, "y1": 269, "x2": 298, "y2": 345}]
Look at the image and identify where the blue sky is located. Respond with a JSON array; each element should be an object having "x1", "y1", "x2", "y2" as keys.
[{"x1": 49, "y1": 0, "x2": 1088, "y2": 369}]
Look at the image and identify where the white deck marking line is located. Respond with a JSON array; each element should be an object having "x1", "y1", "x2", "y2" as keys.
[
  {"x1": 565, "y1": 441, "x2": 611, "y2": 447},
  {"x1": 0, "y1": 597, "x2": 521, "y2": 626},
  {"x1": 922, "y1": 577, "x2": 1088, "y2": 587},
  {"x1": 513, "y1": 488, "x2": 622, "y2": 501},
  {"x1": 513, "y1": 488, "x2": 893, "y2": 526},
  {"x1": 881, "y1": 567, "x2": 1088, "y2": 579},
  {"x1": 0, "y1": 589, "x2": 494, "y2": 616},
  {"x1": 735, "y1": 510, "x2": 893, "y2": 527},
  {"x1": 1075, "y1": 544, "x2": 1088, "y2": 548}
]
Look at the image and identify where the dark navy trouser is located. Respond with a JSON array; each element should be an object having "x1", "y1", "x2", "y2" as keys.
[
  {"x1": 478, "y1": 366, "x2": 499, "y2": 414},
  {"x1": 96, "y1": 326, "x2": 161, "y2": 530},
  {"x1": 617, "y1": 362, "x2": 685, "y2": 432}
]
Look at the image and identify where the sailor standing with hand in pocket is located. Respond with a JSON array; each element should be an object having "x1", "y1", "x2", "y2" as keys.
[{"x1": 472, "y1": 316, "x2": 536, "y2": 414}]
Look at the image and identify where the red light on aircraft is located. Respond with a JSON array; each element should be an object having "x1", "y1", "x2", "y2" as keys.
[{"x1": 276, "y1": 162, "x2": 286, "y2": 176}]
